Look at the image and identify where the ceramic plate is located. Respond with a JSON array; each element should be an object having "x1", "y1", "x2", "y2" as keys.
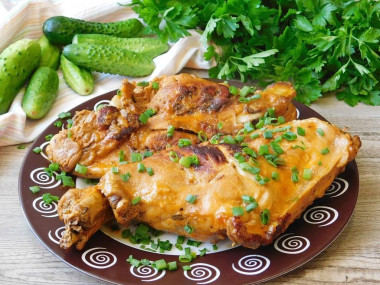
[{"x1": 19, "y1": 84, "x2": 359, "y2": 285}]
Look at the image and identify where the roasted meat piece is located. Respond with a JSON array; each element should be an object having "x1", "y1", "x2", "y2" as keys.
[
  {"x1": 58, "y1": 118, "x2": 360, "y2": 250},
  {"x1": 47, "y1": 74, "x2": 296, "y2": 178}
]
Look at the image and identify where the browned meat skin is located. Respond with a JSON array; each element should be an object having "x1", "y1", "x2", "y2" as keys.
[
  {"x1": 58, "y1": 118, "x2": 361, "y2": 250},
  {"x1": 47, "y1": 74, "x2": 296, "y2": 178},
  {"x1": 58, "y1": 186, "x2": 114, "y2": 250}
]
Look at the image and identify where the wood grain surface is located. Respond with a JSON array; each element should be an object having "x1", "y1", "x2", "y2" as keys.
[{"x1": 0, "y1": 80, "x2": 379, "y2": 285}]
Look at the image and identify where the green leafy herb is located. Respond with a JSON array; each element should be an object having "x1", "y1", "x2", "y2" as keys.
[
  {"x1": 130, "y1": 0, "x2": 380, "y2": 106},
  {"x1": 42, "y1": 193, "x2": 59, "y2": 205}
]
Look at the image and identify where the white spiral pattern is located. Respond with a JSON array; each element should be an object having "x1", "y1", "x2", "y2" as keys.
[
  {"x1": 81, "y1": 247, "x2": 117, "y2": 269},
  {"x1": 184, "y1": 263, "x2": 220, "y2": 284},
  {"x1": 232, "y1": 254, "x2": 270, "y2": 275},
  {"x1": 325, "y1": 178, "x2": 349, "y2": 198},
  {"x1": 30, "y1": 167, "x2": 61, "y2": 189},
  {"x1": 32, "y1": 197, "x2": 58, "y2": 218},
  {"x1": 303, "y1": 206, "x2": 339, "y2": 227},
  {"x1": 93, "y1": 100, "x2": 111, "y2": 111},
  {"x1": 296, "y1": 108, "x2": 300, "y2": 119},
  {"x1": 274, "y1": 233, "x2": 310, "y2": 254},
  {"x1": 130, "y1": 265, "x2": 166, "y2": 282},
  {"x1": 38, "y1": 141, "x2": 51, "y2": 160},
  {"x1": 48, "y1": 226, "x2": 66, "y2": 244}
]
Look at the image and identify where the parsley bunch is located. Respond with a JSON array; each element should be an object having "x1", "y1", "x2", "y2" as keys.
[{"x1": 129, "y1": 0, "x2": 380, "y2": 106}]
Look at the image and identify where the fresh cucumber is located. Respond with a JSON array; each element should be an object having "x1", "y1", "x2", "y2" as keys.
[
  {"x1": 63, "y1": 43, "x2": 155, "y2": 77},
  {"x1": 72, "y1": 34, "x2": 169, "y2": 58},
  {"x1": 60, "y1": 55, "x2": 94, "y2": 96},
  {"x1": 0, "y1": 39, "x2": 40, "y2": 115},
  {"x1": 37, "y1": 35, "x2": 60, "y2": 69},
  {"x1": 43, "y1": 16, "x2": 144, "y2": 45},
  {"x1": 22, "y1": 67, "x2": 59, "y2": 119}
]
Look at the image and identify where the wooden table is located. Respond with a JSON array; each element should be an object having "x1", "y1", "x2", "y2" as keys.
[{"x1": 0, "y1": 88, "x2": 379, "y2": 284}]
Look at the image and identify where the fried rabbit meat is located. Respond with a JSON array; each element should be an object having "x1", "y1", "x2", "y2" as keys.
[
  {"x1": 47, "y1": 74, "x2": 296, "y2": 178},
  {"x1": 58, "y1": 118, "x2": 360, "y2": 250}
]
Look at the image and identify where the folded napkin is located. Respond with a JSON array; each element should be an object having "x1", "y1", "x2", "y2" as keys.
[{"x1": 0, "y1": 0, "x2": 211, "y2": 146}]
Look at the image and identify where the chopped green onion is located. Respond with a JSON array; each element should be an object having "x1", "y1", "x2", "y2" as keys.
[
  {"x1": 239, "y1": 94, "x2": 261, "y2": 103},
  {"x1": 246, "y1": 202, "x2": 258, "y2": 212},
  {"x1": 137, "y1": 80, "x2": 149, "y2": 87},
  {"x1": 45, "y1": 134, "x2": 53, "y2": 141},
  {"x1": 239, "y1": 162, "x2": 260, "y2": 174},
  {"x1": 138, "y1": 163, "x2": 146, "y2": 173},
  {"x1": 29, "y1": 186, "x2": 40, "y2": 194},
  {"x1": 318, "y1": 161, "x2": 322, "y2": 165},
  {"x1": 250, "y1": 133, "x2": 260, "y2": 139},
  {"x1": 321, "y1": 147, "x2": 330, "y2": 155},
  {"x1": 152, "y1": 81, "x2": 159, "y2": 90},
  {"x1": 198, "y1": 131, "x2": 208, "y2": 142},
  {"x1": 239, "y1": 86, "x2": 255, "y2": 97},
  {"x1": 177, "y1": 236, "x2": 185, "y2": 244},
  {"x1": 175, "y1": 244, "x2": 183, "y2": 250},
  {"x1": 186, "y1": 240, "x2": 202, "y2": 247},
  {"x1": 169, "y1": 151, "x2": 179, "y2": 162},
  {"x1": 229, "y1": 85, "x2": 239, "y2": 95},
  {"x1": 260, "y1": 209, "x2": 270, "y2": 225},
  {"x1": 111, "y1": 166, "x2": 118, "y2": 174},
  {"x1": 33, "y1": 147, "x2": 42, "y2": 154},
  {"x1": 167, "y1": 261, "x2": 177, "y2": 271},
  {"x1": 179, "y1": 156, "x2": 193, "y2": 168},
  {"x1": 210, "y1": 134, "x2": 220, "y2": 144},
  {"x1": 121, "y1": 229, "x2": 131, "y2": 238},
  {"x1": 234, "y1": 152, "x2": 246, "y2": 163},
  {"x1": 182, "y1": 265, "x2": 192, "y2": 271},
  {"x1": 256, "y1": 119, "x2": 264, "y2": 129},
  {"x1": 42, "y1": 193, "x2": 59, "y2": 205},
  {"x1": 186, "y1": 194, "x2": 197, "y2": 204},
  {"x1": 154, "y1": 259, "x2": 167, "y2": 270},
  {"x1": 272, "y1": 171, "x2": 279, "y2": 181},
  {"x1": 179, "y1": 254, "x2": 193, "y2": 263},
  {"x1": 222, "y1": 135, "x2": 236, "y2": 144},
  {"x1": 242, "y1": 194, "x2": 254, "y2": 203},
  {"x1": 303, "y1": 168, "x2": 313, "y2": 180},
  {"x1": 127, "y1": 256, "x2": 141, "y2": 267},
  {"x1": 167, "y1": 125, "x2": 175, "y2": 138},
  {"x1": 67, "y1": 131, "x2": 72, "y2": 139},
  {"x1": 75, "y1": 163, "x2": 88, "y2": 175},
  {"x1": 212, "y1": 244, "x2": 218, "y2": 250},
  {"x1": 263, "y1": 130, "x2": 273, "y2": 139},
  {"x1": 132, "y1": 196, "x2": 141, "y2": 205},
  {"x1": 291, "y1": 167, "x2": 299, "y2": 183},
  {"x1": 178, "y1": 138, "x2": 192, "y2": 147},
  {"x1": 283, "y1": 131, "x2": 297, "y2": 141},
  {"x1": 131, "y1": 152, "x2": 142, "y2": 162},
  {"x1": 199, "y1": 248, "x2": 208, "y2": 256},
  {"x1": 54, "y1": 120, "x2": 63, "y2": 128},
  {"x1": 139, "y1": 108, "x2": 156, "y2": 124},
  {"x1": 316, "y1": 128, "x2": 325, "y2": 136},
  {"x1": 143, "y1": 151, "x2": 153, "y2": 158},
  {"x1": 297, "y1": 126, "x2": 306, "y2": 136},
  {"x1": 184, "y1": 224, "x2": 194, "y2": 234},
  {"x1": 272, "y1": 125, "x2": 291, "y2": 132},
  {"x1": 217, "y1": 122, "x2": 223, "y2": 130},
  {"x1": 258, "y1": 144, "x2": 269, "y2": 155},
  {"x1": 66, "y1": 119, "x2": 73, "y2": 128},
  {"x1": 270, "y1": 141, "x2": 284, "y2": 154},
  {"x1": 121, "y1": 172, "x2": 131, "y2": 182},
  {"x1": 147, "y1": 167, "x2": 154, "y2": 176},
  {"x1": 58, "y1": 112, "x2": 71, "y2": 119},
  {"x1": 119, "y1": 150, "x2": 125, "y2": 162},
  {"x1": 232, "y1": 206, "x2": 245, "y2": 216},
  {"x1": 235, "y1": 135, "x2": 244, "y2": 143},
  {"x1": 243, "y1": 122, "x2": 255, "y2": 133},
  {"x1": 60, "y1": 175, "x2": 75, "y2": 187},
  {"x1": 48, "y1": 163, "x2": 59, "y2": 172}
]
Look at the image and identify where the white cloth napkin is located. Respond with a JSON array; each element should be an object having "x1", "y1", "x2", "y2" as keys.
[{"x1": 0, "y1": 0, "x2": 212, "y2": 146}]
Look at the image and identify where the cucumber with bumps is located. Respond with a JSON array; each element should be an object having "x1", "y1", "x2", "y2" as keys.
[
  {"x1": 0, "y1": 39, "x2": 41, "y2": 115},
  {"x1": 60, "y1": 55, "x2": 94, "y2": 96},
  {"x1": 72, "y1": 34, "x2": 169, "y2": 58},
  {"x1": 43, "y1": 16, "x2": 144, "y2": 45},
  {"x1": 37, "y1": 35, "x2": 60, "y2": 69},
  {"x1": 63, "y1": 43, "x2": 155, "y2": 77},
  {"x1": 22, "y1": 67, "x2": 59, "y2": 119}
]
